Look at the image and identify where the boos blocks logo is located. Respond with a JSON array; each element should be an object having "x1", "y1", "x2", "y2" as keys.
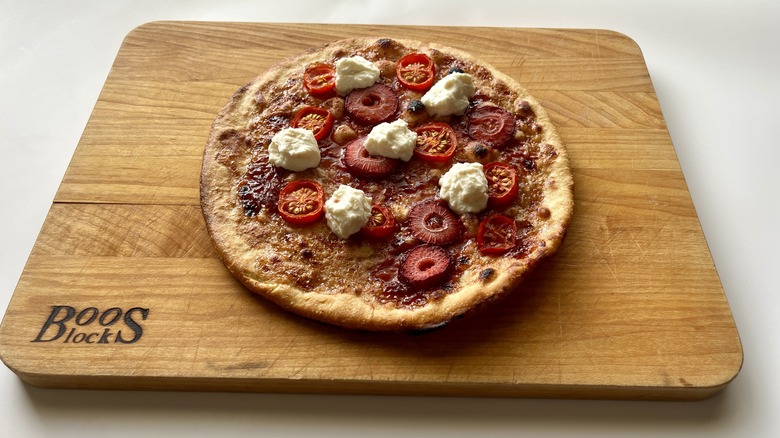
[{"x1": 32, "y1": 306, "x2": 149, "y2": 344}]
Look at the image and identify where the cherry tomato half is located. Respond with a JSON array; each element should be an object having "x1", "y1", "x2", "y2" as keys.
[
  {"x1": 290, "y1": 106, "x2": 334, "y2": 141},
  {"x1": 414, "y1": 123, "x2": 457, "y2": 163},
  {"x1": 477, "y1": 214, "x2": 517, "y2": 255},
  {"x1": 396, "y1": 53, "x2": 435, "y2": 92},
  {"x1": 303, "y1": 64, "x2": 336, "y2": 96},
  {"x1": 484, "y1": 162, "x2": 519, "y2": 209},
  {"x1": 362, "y1": 204, "x2": 396, "y2": 238},
  {"x1": 277, "y1": 180, "x2": 325, "y2": 226}
]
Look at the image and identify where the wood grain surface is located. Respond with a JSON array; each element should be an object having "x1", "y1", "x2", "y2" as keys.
[{"x1": 0, "y1": 22, "x2": 742, "y2": 400}]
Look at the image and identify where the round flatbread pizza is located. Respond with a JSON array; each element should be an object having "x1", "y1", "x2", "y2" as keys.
[{"x1": 200, "y1": 37, "x2": 573, "y2": 331}]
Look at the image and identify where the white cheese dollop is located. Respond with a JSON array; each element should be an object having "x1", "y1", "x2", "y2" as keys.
[
  {"x1": 334, "y1": 56, "x2": 381, "y2": 96},
  {"x1": 325, "y1": 184, "x2": 373, "y2": 239},
  {"x1": 267, "y1": 128, "x2": 320, "y2": 172},
  {"x1": 421, "y1": 72, "x2": 477, "y2": 116},
  {"x1": 438, "y1": 162, "x2": 488, "y2": 214},
  {"x1": 364, "y1": 119, "x2": 417, "y2": 162}
]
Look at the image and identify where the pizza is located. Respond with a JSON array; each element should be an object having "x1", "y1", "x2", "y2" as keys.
[{"x1": 200, "y1": 37, "x2": 573, "y2": 331}]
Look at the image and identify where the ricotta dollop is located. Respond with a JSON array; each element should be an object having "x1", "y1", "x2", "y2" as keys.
[
  {"x1": 421, "y1": 72, "x2": 477, "y2": 116},
  {"x1": 267, "y1": 128, "x2": 320, "y2": 172},
  {"x1": 334, "y1": 56, "x2": 381, "y2": 96},
  {"x1": 325, "y1": 185, "x2": 373, "y2": 239},
  {"x1": 438, "y1": 162, "x2": 488, "y2": 214},
  {"x1": 364, "y1": 119, "x2": 417, "y2": 162}
]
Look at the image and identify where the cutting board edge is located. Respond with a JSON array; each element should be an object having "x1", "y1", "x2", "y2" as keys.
[{"x1": 6, "y1": 366, "x2": 733, "y2": 401}]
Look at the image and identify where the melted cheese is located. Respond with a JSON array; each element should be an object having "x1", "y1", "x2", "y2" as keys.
[
  {"x1": 421, "y1": 72, "x2": 476, "y2": 116},
  {"x1": 267, "y1": 128, "x2": 320, "y2": 172},
  {"x1": 364, "y1": 119, "x2": 417, "y2": 162},
  {"x1": 325, "y1": 185, "x2": 373, "y2": 239},
  {"x1": 438, "y1": 162, "x2": 488, "y2": 214},
  {"x1": 334, "y1": 56, "x2": 380, "y2": 96}
]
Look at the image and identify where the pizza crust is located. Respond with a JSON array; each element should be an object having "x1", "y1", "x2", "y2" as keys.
[{"x1": 200, "y1": 37, "x2": 573, "y2": 331}]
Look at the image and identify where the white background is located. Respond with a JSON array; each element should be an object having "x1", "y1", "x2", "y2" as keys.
[{"x1": 1, "y1": 0, "x2": 778, "y2": 436}]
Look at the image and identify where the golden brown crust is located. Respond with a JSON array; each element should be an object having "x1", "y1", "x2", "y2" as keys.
[{"x1": 200, "y1": 37, "x2": 573, "y2": 331}]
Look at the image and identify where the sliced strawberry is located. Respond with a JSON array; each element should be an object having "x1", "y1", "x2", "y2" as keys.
[
  {"x1": 345, "y1": 83, "x2": 398, "y2": 125},
  {"x1": 407, "y1": 200, "x2": 463, "y2": 245},
  {"x1": 398, "y1": 245, "x2": 453, "y2": 289},
  {"x1": 343, "y1": 136, "x2": 399, "y2": 179},
  {"x1": 468, "y1": 104, "x2": 516, "y2": 147}
]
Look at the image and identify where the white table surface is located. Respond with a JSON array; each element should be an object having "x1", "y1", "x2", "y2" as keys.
[{"x1": 2, "y1": 0, "x2": 778, "y2": 436}]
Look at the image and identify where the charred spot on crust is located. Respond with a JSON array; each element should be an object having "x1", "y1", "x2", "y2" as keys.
[
  {"x1": 231, "y1": 83, "x2": 251, "y2": 100},
  {"x1": 408, "y1": 321, "x2": 450, "y2": 335},
  {"x1": 516, "y1": 100, "x2": 532, "y2": 115},
  {"x1": 241, "y1": 202, "x2": 258, "y2": 217},
  {"x1": 446, "y1": 59, "x2": 467, "y2": 73},
  {"x1": 408, "y1": 100, "x2": 425, "y2": 113},
  {"x1": 472, "y1": 143, "x2": 489, "y2": 159},
  {"x1": 301, "y1": 248, "x2": 314, "y2": 258},
  {"x1": 376, "y1": 38, "x2": 395, "y2": 48},
  {"x1": 479, "y1": 268, "x2": 495, "y2": 281}
]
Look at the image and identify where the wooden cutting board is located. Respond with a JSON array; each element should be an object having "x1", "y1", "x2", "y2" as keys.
[{"x1": 0, "y1": 22, "x2": 742, "y2": 400}]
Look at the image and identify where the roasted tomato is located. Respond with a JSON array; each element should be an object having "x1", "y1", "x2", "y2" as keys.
[
  {"x1": 345, "y1": 83, "x2": 398, "y2": 125},
  {"x1": 303, "y1": 64, "x2": 336, "y2": 96},
  {"x1": 414, "y1": 123, "x2": 457, "y2": 163},
  {"x1": 290, "y1": 106, "x2": 334, "y2": 141},
  {"x1": 398, "y1": 245, "x2": 453, "y2": 289},
  {"x1": 277, "y1": 180, "x2": 325, "y2": 226},
  {"x1": 407, "y1": 200, "x2": 462, "y2": 245},
  {"x1": 467, "y1": 105, "x2": 516, "y2": 147},
  {"x1": 396, "y1": 53, "x2": 435, "y2": 91},
  {"x1": 484, "y1": 162, "x2": 519, "y2": 209},
  {"x1": 343, "y1": 137, "x2": 399, "y2": 179},
  {"x1": 362, "y1": 204, "x2": 396, "y2": 238},
  {"x1": 477, "y1": 214, "x2": 517, "y2": 255}
]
